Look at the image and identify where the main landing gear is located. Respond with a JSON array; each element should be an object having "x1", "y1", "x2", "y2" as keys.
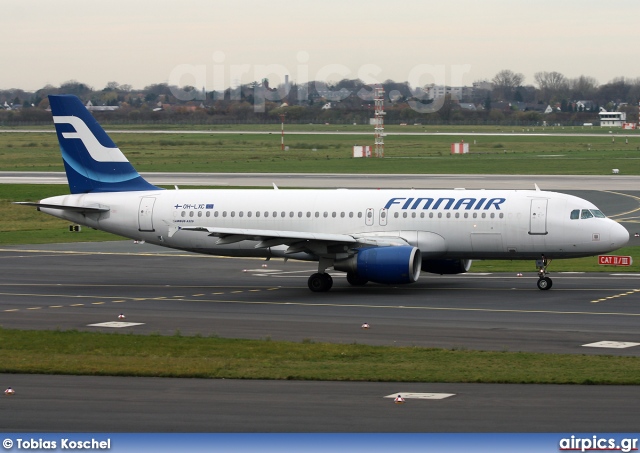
[
  {"x1": 536, "y1": 255, "x2": 553, "y2": 290},
  {"x1": 308, "y1": 272, "x2": 333, "y2": 292}
]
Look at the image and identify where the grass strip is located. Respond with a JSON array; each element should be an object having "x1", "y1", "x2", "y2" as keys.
[{"x1": 0, "y1": 328, "x2": 638, "y2": 384}]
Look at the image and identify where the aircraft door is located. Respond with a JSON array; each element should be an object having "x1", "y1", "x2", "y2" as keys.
[
  {"x1": 365, "y1": 208, "x2": 374, "y2": 226},
  {"x1": 138, "y1": 197, "x2": 156, "y2": 232},
  {"x1": 529, "y1": 199, "x2": 548, "y2": 235},
  {"x1": 379, "y1": 208, "x2": 388, "y2": 226}
]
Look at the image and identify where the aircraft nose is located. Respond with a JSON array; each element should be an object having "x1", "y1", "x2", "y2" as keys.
[{"x1": 610, "y1": 221, "x2": 629, "y2": 248}]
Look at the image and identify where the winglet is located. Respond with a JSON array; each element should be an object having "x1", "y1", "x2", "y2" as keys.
[
  {"x1": 49, "y1": 95, "x2": 161, "y2": 194},
  {"x1": 534, "y1": 183, "x2": 541, "y2": 191}
]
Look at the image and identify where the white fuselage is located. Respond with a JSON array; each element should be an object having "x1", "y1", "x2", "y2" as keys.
[{"x1": 39, "y1": 188, "x2": 629, "y2": 261}]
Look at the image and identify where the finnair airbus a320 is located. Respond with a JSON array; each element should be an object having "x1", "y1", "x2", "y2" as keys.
[{"x1": 17, "y1": 95, "x2": 629, "y2": 292}]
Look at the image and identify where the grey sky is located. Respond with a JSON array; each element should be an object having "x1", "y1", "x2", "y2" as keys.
[{"x1": 4, "y1": 0, "x2": 639, "y2": 91}]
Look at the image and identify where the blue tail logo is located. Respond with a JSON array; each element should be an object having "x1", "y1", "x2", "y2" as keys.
[{"x1": 49, "y1": 94, "x2": 161, "y2": 194}]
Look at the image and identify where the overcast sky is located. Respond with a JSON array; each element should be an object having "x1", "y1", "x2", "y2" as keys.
[{"x1": 4, "y1": 0, "x2": 639, "y2": 92}]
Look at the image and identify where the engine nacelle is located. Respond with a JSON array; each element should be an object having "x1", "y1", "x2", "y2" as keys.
[
  {"x1": 421, "y1": 258, "x2": 472, "y2": 275},
  {"x1": 334, "y1": 246, "x2": 422, "y2": 284}
]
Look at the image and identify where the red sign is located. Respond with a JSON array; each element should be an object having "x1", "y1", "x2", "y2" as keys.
[{"x1": 598, "y1": 255, "x2": 633, "y2": 266}]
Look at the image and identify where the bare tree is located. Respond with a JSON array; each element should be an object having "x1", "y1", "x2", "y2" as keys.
[
  {"x1": 569, "y1": 75, "x2": 598, "y2": 100},
  {"x1": 492, "y1": 70, "x2": 524, "y2": 101},
  {"x1": 534, "y1": 71, "x2": 569, "y2": 102}
]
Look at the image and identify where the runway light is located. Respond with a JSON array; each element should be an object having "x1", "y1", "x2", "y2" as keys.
[
  {"x1": 517, "y1": 273, "x2": 523, "y2": 277},
  {"x1": 262, "y1": 264, "x2": 268, "y2": 268},
  {"x1": 118, "y1": 313, "x2": 126, "y2": 320},
  {"x1": 4, "y1": 387, "x2": 15, "y2": 396},
  {"x1": 361, "y1": 322, "x2": 370, "y2": 329},
  {"x1": 394, "y1": 394, "x2": 405, "y2": 404}
]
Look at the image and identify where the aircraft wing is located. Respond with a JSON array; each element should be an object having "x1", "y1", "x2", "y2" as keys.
[
  {"x1": 13, "y1": 202, "x2": 110, "y2": 213},
  {"x1": 176, "y1": 225, "x2": 412, "y2": 254},
  {"x1": 177, "y1": 225, "x2": 357, "y2": 247}
]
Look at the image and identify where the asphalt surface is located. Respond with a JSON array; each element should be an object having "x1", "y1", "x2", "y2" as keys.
[
  {"x1": 1, "y1": 187, "x2": 640, "y2": 432},
  {"x1": 3, "y1": 171, "x2": 640, "y2": 190}
]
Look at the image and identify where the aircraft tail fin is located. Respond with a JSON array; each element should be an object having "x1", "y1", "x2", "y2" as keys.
[{"x1": 48, "y1": 94, "x2": 161, "y2": 194}]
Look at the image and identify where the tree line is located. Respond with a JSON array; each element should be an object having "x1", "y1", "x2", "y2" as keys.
[{"x1": 1, "y1": 70, "x2": 638, "y2": 126}]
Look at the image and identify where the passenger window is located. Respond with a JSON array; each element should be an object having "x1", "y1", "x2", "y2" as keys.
[
  {"x1": 358, "y1": 212, "x2": 363, "y2": 218},
  {"x1": 198, "y1": 211, "x2": 202, "y2": 217},
  {"x1": 570, "y1": 210, "x2": 580, "y2": 220},
  {"x1": 403, "y1": 212, "x2": 407, "y2": 218},
  {"x1": 394, "y1": 212, "x2": 399, "y2": 218},
  {"x1": 323, "y1": 212, "x2": 328, "y2": 218},
  {"x1": 349, "y1": 212, "x2": 353, "y2": 218},
  {"x1": 231, "y1": 211, "x2": 235, "y2": 217},
  {"x1": 181, "y1": 211, "x2": 186, "y2": 217},
  {"x1": 222, "y1": 211, "x2": 227, "y2": 217},
  {"x1": 581, "y1": 209, "x2": 593, "y2": 219},
  {"x1": 189, "y1": 211, "x2": 194, "y2": 217},
  {"x1": 206, "y1": 212, "x2": 210, "y2": 217},
  {"x1": 239, "y1": 212, "x2": 243, "y2": 217}
]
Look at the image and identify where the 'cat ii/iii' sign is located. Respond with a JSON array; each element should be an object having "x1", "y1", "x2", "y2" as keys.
[{"x1": 598, "y1": 255, "x2": 633, "y2": 266}]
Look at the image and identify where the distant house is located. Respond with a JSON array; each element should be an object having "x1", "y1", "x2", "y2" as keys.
[
  {"x1": 85, "y1": 100, "x2": 119, "y2": 112},
  {"x1": 458, "y1": 103, "x2": 477, "y2": 111},
  {"x1": 576, "y1": 100, "x2": 595, "y2": 111}
]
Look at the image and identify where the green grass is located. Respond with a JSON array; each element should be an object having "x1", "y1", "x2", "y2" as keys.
[
  {"x1": 0, "y1": 328, "x2": 638, "y2": 384},
  {"x1": 1, "y1": 129, "x2": 640, "y2": 174}
]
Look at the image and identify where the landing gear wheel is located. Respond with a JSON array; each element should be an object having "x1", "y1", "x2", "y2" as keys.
[
  {"x1": 537, "y1": 277, "x2": 553, "y2": 290},
  {"x1": 346, "y1": 272, "x2": 368, "y2": 286},
  {"x1": 308, "y1": 273, "x2": 333, "y2": 292}
]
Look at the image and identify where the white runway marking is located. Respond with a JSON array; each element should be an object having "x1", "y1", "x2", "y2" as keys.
[
  {"x1": 87, "y1": 322, "x2": 145, "y2": 328},
  {"x1": 582, "y1": 341, "x2": 640, "y2": 349},
  {"x1": 384, "y1": 392, "x2": 455, "y2": 400}
]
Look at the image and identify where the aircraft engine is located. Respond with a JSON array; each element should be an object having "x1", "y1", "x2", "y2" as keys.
[
  {"x1": 421, "y1": 258, "x2": 472, "y2": 275},
  {"x1": 334, "y1": 246, "x2": 422, "y2": 284}
]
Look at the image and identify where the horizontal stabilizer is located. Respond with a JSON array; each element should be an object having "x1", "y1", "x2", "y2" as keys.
[{"x1": 13, "y1": 202, "x2": 110, "y2": 213}]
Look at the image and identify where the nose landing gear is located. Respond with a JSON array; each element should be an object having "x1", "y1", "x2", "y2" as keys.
[{"x1": 536, "y1": 255, "x2": 552, "y2": 290}]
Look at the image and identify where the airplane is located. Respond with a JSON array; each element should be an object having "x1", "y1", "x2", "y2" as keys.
[{"x1": 16, "y1": 94, "x2": 629, "y2": 292}]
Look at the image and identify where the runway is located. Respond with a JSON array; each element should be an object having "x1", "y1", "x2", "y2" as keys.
[
  {"x1": 2, "y1": 171, "x2": 640, "y2": 190},
  {"x1": 2, "y1": 239, "x2": 640, "y2": 431}
]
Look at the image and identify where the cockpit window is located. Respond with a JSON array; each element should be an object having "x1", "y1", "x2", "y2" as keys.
[{"x1": 571, "y1": 209, "x2": 606, "y2": 220}]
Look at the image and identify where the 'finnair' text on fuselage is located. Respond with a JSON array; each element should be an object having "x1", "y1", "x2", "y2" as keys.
[{"x1": 384, "y1": 197, "x2": 506, "y2": 210}]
